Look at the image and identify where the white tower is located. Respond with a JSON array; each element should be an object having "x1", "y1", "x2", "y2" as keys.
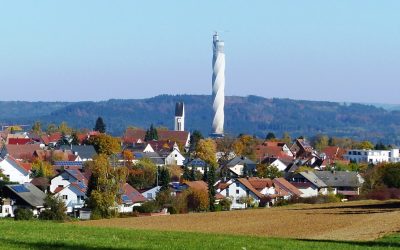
[
  {"x1": 174, "y1": 102, "x2": 184, "y2": 131},
  {"x1": 212, "y1": 32, "x2": 225, "y2": 136}
]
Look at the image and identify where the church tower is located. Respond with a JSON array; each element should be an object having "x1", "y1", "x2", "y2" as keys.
[{"x1": 174, "y1": 102, "x2": 184, "y2": 131}]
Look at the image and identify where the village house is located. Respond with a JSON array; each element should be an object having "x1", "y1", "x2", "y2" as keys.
[
  {"x1": 0, "y1": 183, "x2": 46, "y2": 217},
  {"x1": 344, "y1": 148, "x2": 400, "y2": 164},
  {"x1": 0, "y1": 156, "x2": 32, "y2": 184},
  {"x1": 118, "y1": 183, "x2": 147, "y2": 213}
]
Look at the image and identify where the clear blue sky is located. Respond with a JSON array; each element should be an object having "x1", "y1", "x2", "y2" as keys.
[{"x1": 0, "y1": 1, "x2": 399, "y2": 103}]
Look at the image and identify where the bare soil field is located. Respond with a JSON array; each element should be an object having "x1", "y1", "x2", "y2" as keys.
[{"x1": 76, "y1": 200, "x2": 400, "y2": 241}]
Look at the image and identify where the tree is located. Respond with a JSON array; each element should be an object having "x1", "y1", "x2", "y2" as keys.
[
  {"x1": 357, "y1": 141, "x2": 374, "y2": 150},
  {"x1": 159, "y1": 167, "x2": 171, "y2": 191},
  {"x1": 182, "y1": 165, "x2": 191, "y2": 181},
  {"x1": 215, "y1": 136, "x2": 235, "y2": 163},
  {"x1": 232, "y1": 134, "x2": 257, "y2": 160},
  {"x1": 207, "y1": 165, "x2": 216, "y2": 211},
  {"x1": 58, "y1": 122, "x2": 73, "y2": 135},
  {"x1": 71, "y1": 131, "x2": 80, "y2": 145},
  {"x1": 196, "y1": 139, "x2": 217, "y2": 167},
  {"x1": 256, "y1": 164, "x2": 283, "y2": 179},
  {"x1": 265, "y1": 132, "x2": 276, "y2": 141},
  {"x1": 127, "y1": 158, "x2": 157, "y2": 189},
  {"x1": 32, "y1": 121, "x2": 42, "y2": 135},
  {"x1": 38, "y1": 194, "x2": 67, "y2": 221},
  {"x1": 46, "y1": 123, "x2": 58, "y2": 134},
  {"x1": 202, "y1": 166, "x2": 208, "y2": 182},
  {"x1": 375, "y1": 142, "x2": 388, "y2": 150},
  {"x1": 312, "y1": 134, "x2": 329, "y2": 151},
  {"x1": 86, "y1": 154, "x2": 128, "y2": 219},
  {"x1": 189, "y1": 130, "x2": 204, "y2": 153},
  {"x1": 144, "y1": 124, "x2": 158, "y2": 141},
  {"x1": 281, "y1": 132, "x2": 292, "y2": 145},
  {"x1": 382, "y1": 163, "x2": 400, "y2": 188},
  {"x1": 122, "y1": 149, "x2": 134, "y2": 167},
  {"x1": 187, "y1": 188, "x2": 209, "y2": 212},
  {"x1": 94, "y1": 117, "x2": 106, "y2": 133},
  {"x1": 31, "y1": 159, "x2": 54, "y2": 178},
  {"x1": 190, "y1": 166, "x2": 196, "y2": 181},
  {"x1": 88, "y1": 134, "x2": 121, "y2": 156}
]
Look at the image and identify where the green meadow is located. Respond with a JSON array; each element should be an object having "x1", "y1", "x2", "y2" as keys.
[{"x1": 0, "y1": 219, "x2": 399, "y2": 250}]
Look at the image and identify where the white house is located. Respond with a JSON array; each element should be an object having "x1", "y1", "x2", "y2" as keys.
[
  {"x1": 141, "y1": 186, "x2": 161, "y2": 200},
  {"x1": 216, "y1": 178, "x2": 273, "y2": 209},
  {"x1": 118, "y1": 183, "x2": 146, "y2": 213},
  {"x1": 344, "y1": 149, "x2": 400, "y2": 164},
  {"x1": 165, "y1": 148, "x2": 185, "y2": 166},
  {"x1": 0, "y1": 156, "x2": 32, "y2": 184},
  {"x1": 54, "y1": 182, "x2": 87, "y2": 214},
  {"x1": 50, "y1": 169, "x2": 87, "y2": 193}
]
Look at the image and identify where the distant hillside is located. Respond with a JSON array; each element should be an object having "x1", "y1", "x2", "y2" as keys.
[{"x1": 0, "y1": 95, "x2": 399, "y2": 144}]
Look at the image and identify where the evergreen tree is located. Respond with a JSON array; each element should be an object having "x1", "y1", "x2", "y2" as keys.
[
  {"x1": 265, "y1": 132, "x2": 276, "y2": 141},
  {"x1": 190, "y1": 166, "x2": 196, "y2": 181},
  {"x1": 202, "y1": 166, "x2": 208, "y2": 182},
  {"x1": 145, "y1": 124, "x2": 158, "y2": 141},
  {"x1": 94, "y1": 117, "x2": 106, "y2": 133},
  {"x1": 159, "y1": 167, "x2": 170, "y2": 191},
  {"x1": 207, "y1": 165, "x2": 216, "y2": 211},
  {"x1": 189, "y1": 130, "x2": 204, "y2": 153},
  {"x1": 182, "y1": 165, "x2": 191, "y2": 181}
]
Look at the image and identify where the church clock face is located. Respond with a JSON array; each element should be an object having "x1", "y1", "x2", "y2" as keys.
[{"x1": 177, "y1": 118, "x2": 181, "y2": 122}]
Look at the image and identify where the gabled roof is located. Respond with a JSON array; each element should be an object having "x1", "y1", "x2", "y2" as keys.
[
  {"x1": 184, "y1": 158, "x2": 207, "y2": 167},
  {"x1": 59, "y1": 145, "x2": 97, "y2": 160},
  {"x1": 273, "y1": 178, "x2": 302, "y2": 197},
  {"x1": 184, "y1": 180, "x2": 208, "y2": 190},
  {"x1": 64, "y1": 169, "x2": 88, "y2": 185},
  {"x1": 121, "y1": 183, "x2": 146, "y2": 204},
  {"x1": 247, "y1": 177, "x2": 273, "y2": 190},
  {"x1": 1, "y1": 144, "x2": 41, "y2": 160},
  {"x1": 236, "y1": 178, "x2": 264, "y2": 199},
  {"x1": 8, "y1": 138, "x2": 32, "y2": 145},
  {"x1": 5, "y1": 183, "x2": 46, "y2": 207},
  {"x1": 314, "y1": 171, "x2": 362, "y2": 188},
  {"x1": 226, "y1": 156, "x2": 256, "y2": 168},
  {"x1": 296, "y1": 171, "x2": 327, "y2": 188},
  {"x1": 322, "y1": 146, "x2": 347, "y2": 161},
  {"x1": 40, "y1": 132, "x2": 62, "y2": 145},
  {"x1": 2, "y1": 156, "x2": 31, "y2": 174}
]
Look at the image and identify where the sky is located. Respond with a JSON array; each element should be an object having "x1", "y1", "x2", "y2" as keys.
[{"x1": 0, "y1": 1, "x2": 399, "y2": 103}]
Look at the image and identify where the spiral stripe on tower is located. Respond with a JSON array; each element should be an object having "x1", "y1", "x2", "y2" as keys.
[{"x1": 212, "y1": 32, "x2": 225, "y2": 136}]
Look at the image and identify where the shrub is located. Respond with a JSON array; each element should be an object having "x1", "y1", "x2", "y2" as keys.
[
  {"x1": 187, "y1": 188, "x2": 209, "y2": 212},
  {"x1": 219, "y1": 198, "x2": 232, "y2": 211},
  {"x1": 38, "y1": 194, "x2": 67, "y2": 221},
  {"x1": 137, "y1": 200, "x2": 159, "y2": 213},
  {"x1": 171, "y1": 192, "x2": 188, "y2": 214},
  {"x1": 14, "y1": 208, "x2": 33, "y2": 220},
  {"x1": 366, "y1": 187, "x2": 400, "y2": 200}
]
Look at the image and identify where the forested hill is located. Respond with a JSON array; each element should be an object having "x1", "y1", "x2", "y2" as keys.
[{"x1": 0, "y1": 95, "x2": 399, "y2": 144}]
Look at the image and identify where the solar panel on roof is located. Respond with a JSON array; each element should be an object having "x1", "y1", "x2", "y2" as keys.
[
  {"x1": 54, "y1": 161, "x2": 83, "y2": 167},
  {"x1": 11, "y1": 185, "x2": 30, "y2": 193},
  {"x1": 121, "y1": 195, "x2": 131, "y2": 202},
  {"x1": 77, "y1": 182, "x2": 86, "y2": 189}
]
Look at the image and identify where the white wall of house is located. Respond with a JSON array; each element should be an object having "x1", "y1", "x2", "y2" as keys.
[
  {"x1": 165, "y1": 149, "x2": 185, "y2": 166},
  {"x1": 118, "y1": 203, "x2": 141, "y2": 213},
  {"x1": 55, "y1": 186, "x2": 85, "y2": 213},
  {"x1": 298, "y1": 186, "x2": 319, "y2": 197},
  {"x1": 0, "y1": 204, "x2": 13, "y2": 217},
  {"x1": 229, "y1": 164, "x2": 244, "y2": 176},
  {"x1": 141, "y1": 186, "x2": 161, "y2": 200},
  {"x1": 0, "y1": 158, "x2": 31, "y2": 184},
  {"x1": 50, "y1": 173, "x2": 77, "y2": 193},
  {"x1": 344, "y1": 149, "x2": 400, "y2": 164},
  {"x1": 270, "y1": 159, "x2": 287, "y2": 172},
  {"x1": 220, "y1": 181, "x2": 260, "y2": 209}
]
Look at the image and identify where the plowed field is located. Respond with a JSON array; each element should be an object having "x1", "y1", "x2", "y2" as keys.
[{"x1": 76, "y1": 200, "x2": 400, "y2": 241}]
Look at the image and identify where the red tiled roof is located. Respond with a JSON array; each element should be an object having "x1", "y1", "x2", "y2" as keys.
[
  {"x1": 8, "y1": 138, "x2": 32, "y2": 145},
  {"x1": 40, "y1": 132, "x2": 62, "y2": 145},
  {"x1": 215, "y1": 193, "x2": 225, "y2": 200},
  {"x1": 273, "y1": 178, "x2": 302, "y2": 197},
  {"x1": 216, "y1": 182, "x2": 229, "y2": 191},
  {"x1": 147, "y1": 140, "x2": 175, "y2": 152},
  {"x1": 5, "y1": 144, "x2": 41, "y2": 161},
  {"x1": 123, "y1": 128, "x2": 189, "y2": 147},
  {"x1": 237, "y1": 178, "x2": 264, "y2": 199},
  {"x1": 54, "y1": 186, "x2": 63, "y2": 194},
  {"x1": 122, "y1": 183, "x2": 147, "y2": 203},
  {"x1": 322, "y1": 146, "x2": 347, "y2": 161},
  {"x1": 247, "y1": 177, "x2": 273, "y2": 190},
  {"x1": 185, "y1": 181, "x2": 208, "y2": 191}
]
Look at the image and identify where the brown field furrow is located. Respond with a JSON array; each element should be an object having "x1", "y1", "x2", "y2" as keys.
[{"x1": 74, "y1": 200, "x2": 400, "y2": 241}]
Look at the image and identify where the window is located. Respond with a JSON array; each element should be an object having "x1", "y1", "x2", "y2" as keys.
[
  {"x1": 235, "y1": 182, "x2": 239, "y2": 187},
  {"x1": 5, "y1": 208, "x2": 9, "y2": 214},
  {"x1": 226, "y1": 189, "x2": 229, "y2": 197},
  {"x1": 58, "y1": 185, "x2": 63, "y2": 188},
  {"x1": 62, "y1": 195, "x2": 68, "y2": 200},
  {"x1": 236, "y1": 189, "x2": 239, "y2": 194},
  {"x1": 147, "y1": 193, "x2": 153, "y2": 199}
]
